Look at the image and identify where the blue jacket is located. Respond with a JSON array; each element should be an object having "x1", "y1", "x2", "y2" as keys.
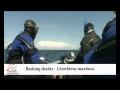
[{"x1": 8, "y1": 32, "x2": 44, "y2": 64}]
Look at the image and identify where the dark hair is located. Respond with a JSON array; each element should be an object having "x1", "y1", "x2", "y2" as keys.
[
  {"x1": 84, "y1": 23, "x2": 94, "y2": 33},
  {"x1": 85, "y1": 23, "x2": 94, "y2": 29},
  {"x1": 24, "y1": 20, "x2": 36, "y2": 28}
]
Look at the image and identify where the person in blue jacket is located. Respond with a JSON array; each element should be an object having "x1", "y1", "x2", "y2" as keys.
[
  {"x1": 82, "y1": 16, "x2": 116, "y2": 79},
  {"x1": 83, "y1": 18, "x2": 116, "y2": 64},
  {"x1": 6, "y1": 20, "x2": 44, "y2": 64}
]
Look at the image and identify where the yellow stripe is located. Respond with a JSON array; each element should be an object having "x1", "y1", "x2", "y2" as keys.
[{"x1": 96, "y1": 39, "x2": 116, "y2": 52}]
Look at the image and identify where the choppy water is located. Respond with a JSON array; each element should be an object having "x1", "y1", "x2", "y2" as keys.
[{"x1": 4, "y1": 50, "x2": 78, "y2": 63}]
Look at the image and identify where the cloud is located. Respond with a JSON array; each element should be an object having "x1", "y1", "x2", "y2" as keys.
[{"x1": 35, "y1": 41, "x2": 77, "y2": 50}]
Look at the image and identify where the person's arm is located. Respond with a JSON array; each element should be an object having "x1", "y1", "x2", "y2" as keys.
[
  {"x1": 25, "y1": 47, "x2": 44, "y2": 64},
  {"x1": 90, "y1": 35, "x2": 101, "y2": 47},
  {"x1": 16, "y1": 37, "x2": 44, "y2": 64}
]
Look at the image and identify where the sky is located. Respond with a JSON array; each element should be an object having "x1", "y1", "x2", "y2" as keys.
[{"x1": 4, "y1": 11, "x2": 116, "y2": 50}]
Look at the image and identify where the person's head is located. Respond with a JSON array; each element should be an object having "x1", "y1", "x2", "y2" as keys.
[
  {"x1": 84, "y1": 23, "x2": 94, "y2": 35},
  {"x1": 24, "y1": 20, "x2": 39, "y2": 39}
]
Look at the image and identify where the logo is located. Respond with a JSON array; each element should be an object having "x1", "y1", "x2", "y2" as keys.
[
  {"x1": 6, "y1": 64, "x2": 19, "y2": 75},
  {"x1": 7, "y1": 64, "x2": 17, "y2": 72}
]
